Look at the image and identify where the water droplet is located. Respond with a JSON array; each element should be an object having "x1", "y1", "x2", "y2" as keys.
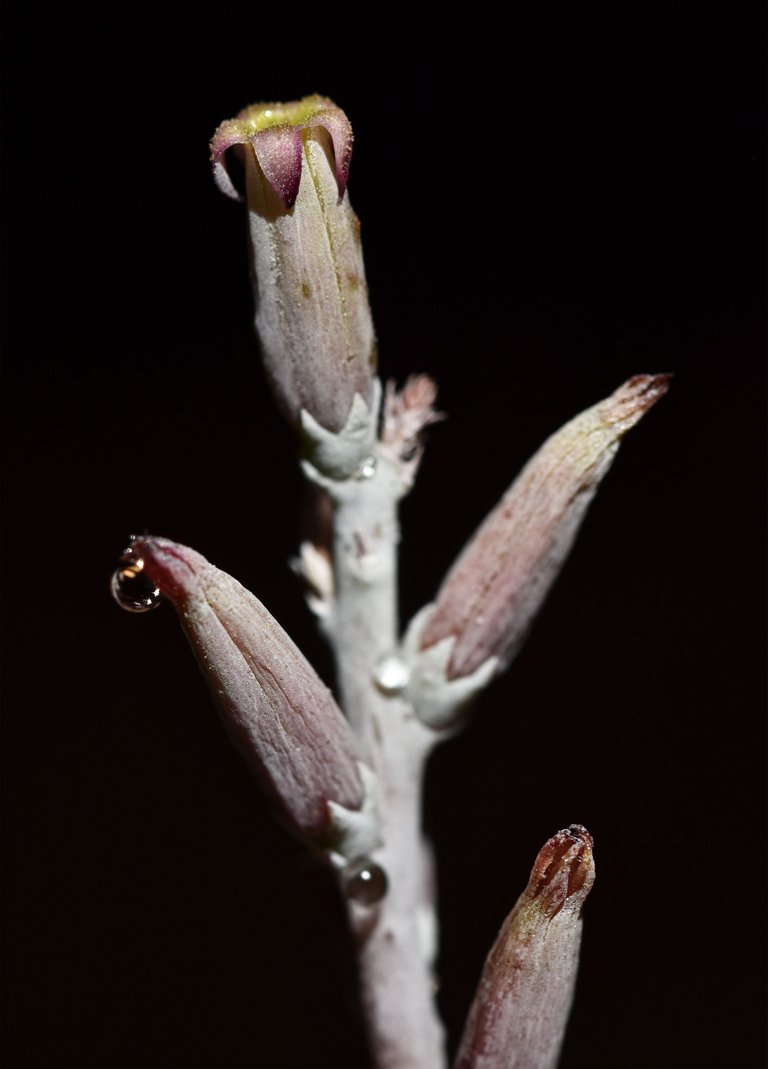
[
  {"x1": 111, "y1": 543, "x2": 162, "y2": 613},
  {"x1": 344, "y1": 857, "x2": 388, "y2": 906},
  {"x1": 356, "y1": 456, "x2": 376, "y2": 480},
  {"x1": 372, "y1": 653, "x2": 410, "y2": 696}
]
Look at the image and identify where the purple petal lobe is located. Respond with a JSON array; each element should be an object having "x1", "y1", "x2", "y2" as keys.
[
  {"x1": 312, "y1": 110, "x2": 353, "y2": 202},
  {"x1": 210, "y1": 118, "x2": 251, "y2": 201},
  {"x1": 251, "y1": 127, "x2": 303, "y2": 208}
]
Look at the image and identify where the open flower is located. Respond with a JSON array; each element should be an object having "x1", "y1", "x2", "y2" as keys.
[{"x1": 211, "y1": 96, "x2": 377, "y2": 478}]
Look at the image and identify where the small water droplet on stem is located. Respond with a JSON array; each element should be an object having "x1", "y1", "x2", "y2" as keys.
[
  {"x1": 372, "y1": 653, "x2": 410, "y2": 696},
  {"x1": 356, "y1": 456, "x2": 377, "y2": 480},
  {"x1": 343, "y1": 857, "x2": 388, "y2": 906}
]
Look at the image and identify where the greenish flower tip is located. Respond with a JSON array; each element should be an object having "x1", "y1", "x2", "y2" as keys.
[{"x1": 211, "y1": 94, "x2": 353, "y2": 208}]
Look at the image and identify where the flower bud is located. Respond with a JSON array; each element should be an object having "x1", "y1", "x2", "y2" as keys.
[
  {"x1": 131, "y1": 535, "x2": 378, "y2": 856},
  {"x1": 455, "y1": 826, "x2": 595, "y2": 1069},
  {"x1": 404, "y1": 375, "x2": 669, "y2": 727},
  {"x1": 211, "y1": 95, "x2": 377, "y2": 478}
]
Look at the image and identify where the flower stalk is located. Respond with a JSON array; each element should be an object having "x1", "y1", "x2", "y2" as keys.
[{"x1": 311, "y1": 449, "x2": 446, "y2": 1068}]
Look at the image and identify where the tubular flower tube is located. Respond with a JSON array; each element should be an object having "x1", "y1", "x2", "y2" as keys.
[
  {"x1": 131, "y1": 535, "x2": 377, "y2": 856},
  {"x1": 211, "y1": 96, "x2": 377, "y2": 478},
  {"x1": 455, "y1": 826, "x2": 595, "y2": 1069},
  {"x1": 410, "y1": 375, "x2": 669, "y2": 708}
]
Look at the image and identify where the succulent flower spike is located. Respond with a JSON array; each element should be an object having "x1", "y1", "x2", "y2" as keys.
[
  {"x1": 404, "y1": 374, "x2": 670, "y2": 728},
  {"x1": 211, "y1": 96, "x2": 377, "y2": 479},
  {"x1": 127, "y1": 535, "x2": 379, "y2": 859},
  {"x1": 455, "y1": 826, "x2": 595, "y2": 1069}
]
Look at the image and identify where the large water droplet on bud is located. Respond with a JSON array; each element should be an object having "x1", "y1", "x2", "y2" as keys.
[
  {"x1": 343, "y1": 857, "x2": 388, "y2": 906},
  {"x1": 111, "y1": 539, "x2": 162, "y2": 613}
]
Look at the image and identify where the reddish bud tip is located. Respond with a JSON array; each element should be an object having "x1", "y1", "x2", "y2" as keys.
[
  {"x1": 599, "y1": 373, "x2": 672, "y2": 431},
  {"x1": 527, "y1": 825, "x2": 595, "y2": 918}
]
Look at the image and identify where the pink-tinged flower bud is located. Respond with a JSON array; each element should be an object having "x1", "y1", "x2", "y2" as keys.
[
  {"x1": 130, "y1": 535, "x2": 377, "y2": 856},
  {"x1": 414, "y1": 375, "x2": 670, "y2": 696},
  {"x1": 455, "y1": 825, "x2": 595, "y2": 1069},
  {"x1": 211, "y1": 96, "x2": 377, "y2": 478}
]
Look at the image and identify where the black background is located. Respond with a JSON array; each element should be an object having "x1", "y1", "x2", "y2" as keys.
[{"x1": 3, "y1": 4, "x2": 765, "y2": 1068}]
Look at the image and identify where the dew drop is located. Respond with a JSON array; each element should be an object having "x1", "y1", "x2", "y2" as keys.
[
  {"x1": 356, "y1": 455, "x2": 377, "y2": 480},
  {"x1": 111, "y1": 543, "x2": 162, "y2": 613},
  {"x1": 343, "y1": 857, "x2": 388, "y2": 906},
  {"x1": 372, "y1": 653, "x2": 410, "y2": 696}
]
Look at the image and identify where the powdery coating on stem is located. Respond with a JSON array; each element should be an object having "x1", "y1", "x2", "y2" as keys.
[
  {"x1": 455, "y1": 826, "x2": 595, "y2": 1069},
  {"x1": 315, "y1": 450, "x2": 447, "y2": 1067},
  {"x1": 133, "y1": 535, "x2": 368, "y2": 847},
  {"x1": 211, "y1": 95, "x2": 376, "y2": 438},
  {"x1": 421, "y1": 374, "x2": 670, "y2": 680}
]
